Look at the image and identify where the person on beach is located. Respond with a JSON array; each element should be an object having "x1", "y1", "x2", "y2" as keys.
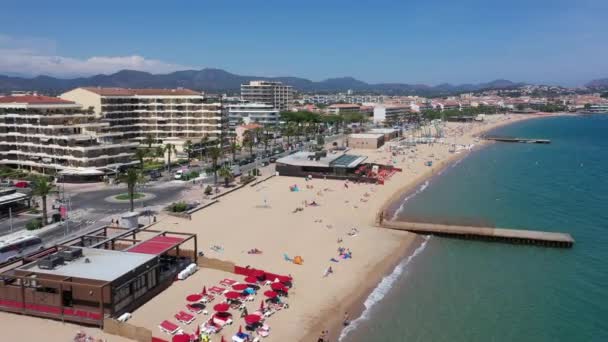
[{"x1": 343, "y1": 312, "x2": 350, "y2": 326}]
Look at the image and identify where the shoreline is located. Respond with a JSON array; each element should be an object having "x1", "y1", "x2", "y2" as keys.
[{"x1": 317, "y1": 113, "x2": 563, "y2": 342}]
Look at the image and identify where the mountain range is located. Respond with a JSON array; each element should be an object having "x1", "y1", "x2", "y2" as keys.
[{"x1": 0, "y1": 68, "x2": 605, "y2": 95}]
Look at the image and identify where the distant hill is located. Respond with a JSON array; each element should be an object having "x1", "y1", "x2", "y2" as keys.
[
  {"x1": 586, "y1": 78, "x2": 608, "y2": 89},
  {"x1": 0, "y1": 68, "x2": 525, "y2": 96}
]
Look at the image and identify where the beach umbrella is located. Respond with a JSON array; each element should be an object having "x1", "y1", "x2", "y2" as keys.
[
  {"x1": 202, "y1": 286, "x2": 207, "y2": 295},
  {"x1": 213, "y1": 303, "x2": 229, "y2": 312},
  {"x1": 220, "y1": 336, "x2": 226, "y2": 342},
  {"x1": 238, "y1": 325, "x2": 243, "y2": 334},
  {"x1": 244, "y1": 276, "x2": 258, "y2": 284},
  {"x1": 232, "y1": 284, "x2": 249, "y2": 291},
  {"x1": 270, "y1": 283, "x2": 286, "y2": 291},
  {"x1": 263, "y1": 290, "x2": 277, "y2": 299},
  {"x1": 225, "y1": 291, "x2": 240, "y2": 300},
  {"x1": 186, "y1": 294, "x2": 203, "y2": 302},
  {"x1": 259, "y1": 300, "x2": 265, "y2": 310},
  {"x1": 195, "y1": 325, "x2": 200, "y2": 336},
  {"x1": 244, "y1": 314, "x2": 262, "y2": 325}
]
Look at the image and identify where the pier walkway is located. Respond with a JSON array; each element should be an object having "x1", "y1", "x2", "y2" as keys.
[
  {"x1": 379, "y1": 220, "x2": 574, "y2": 248},
  {"x1": 483, "y1": 136, "x2": 551, "y2": 144}
]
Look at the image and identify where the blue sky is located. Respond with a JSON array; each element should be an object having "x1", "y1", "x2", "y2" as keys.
[{"x1": 0, "y1": 0, "x2": 606, "y2": 85}]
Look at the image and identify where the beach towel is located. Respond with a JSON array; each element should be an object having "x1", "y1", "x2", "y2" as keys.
[
  {"x1": 293, "y1": 256, "x2": 303, "y2": 265},
  {"x1": 283, "y1": 253, "x2": 293, "y2": 262}
]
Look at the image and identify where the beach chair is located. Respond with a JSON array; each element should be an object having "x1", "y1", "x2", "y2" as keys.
[
  {"x1": 220, "y1": 278, "x2": 238, "y2": 287},
  {"x1": 202, "y1": 294, "x2": 215, "y2": 303},
  {"x1": 175, "y1": 311, "x2": 195, "y2": 324},
  {"x1": 159, "y1": 320, "x2": 181, "y2": 335}
]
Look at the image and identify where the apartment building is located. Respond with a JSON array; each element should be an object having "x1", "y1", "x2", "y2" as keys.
[
  {"x1": 0, "y1": 95, "x2": 137, "y2": 178},
  {"x1": 227, "y1": 102, "x2": 279, "y2": 128},
  {"x1": 326, "y1": 104, "x2": 361, "y2": 115},
  {"x1": 60, "y1": 87, "x2": 226, "y2": 143},
  {"x1": 241, "y1": 81, "x2": 294, "y2": 111},
  {"x1": 373, "y1": 104, "x2": 411, "y2": 125}
]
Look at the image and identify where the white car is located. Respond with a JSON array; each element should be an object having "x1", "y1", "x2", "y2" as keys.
[{"x1": 174, "y1": 170, "x2": 184, "y2": 180}]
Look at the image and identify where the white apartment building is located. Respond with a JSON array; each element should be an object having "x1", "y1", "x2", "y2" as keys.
[
  {"x1": 0, "y1": 95, "x2": 137, "y2": 178},
  {"x1": 373, "y1": 104, "x2": 411, "y2": 125},
  {"x1": 241, "y1": 81, "x2": 294, "y2": 111},
  {"x1": 227, "y1": 102, "x2": 279, "y2": 128},
  {"x1": 60, "y1": 87, "x2": 226, "y2": 143},
  {"x1": 326, "y1": 104, "x2": 361, "y2": 115}
]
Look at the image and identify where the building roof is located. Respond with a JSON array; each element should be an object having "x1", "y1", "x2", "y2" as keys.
[
  {"x1": 328, "y1": 104, "x2": 360, "y2": 108},
  {"x1": 127, "y1": 235, "x2": 184, "y2": 255},
  {"x1": 17, "y1": 247, "x2": 157, "y2": 282},
  {"x1": 81, "y1": 87, "x2": 200, "y2": 96},
  {"x1": 277, "y1": 151, "x2": 367, "y2": 168},
  {"x1": 349, "y1": 133, "x2": 384, "y2": 139},
  {"x1": 0, "y1": 95, "x2": 75, "y2": 105},
  {"x1": 237, "y1": 123, "x2": 264, "y2": 130}
]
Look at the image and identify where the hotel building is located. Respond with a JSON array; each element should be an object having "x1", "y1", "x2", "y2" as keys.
[
  {"x1": 240, "y1": 81, "x2": 294, "y2": 111},
  {"x1": 0, "y1": 95, "x2": 137, "y2": 179},
  {"x1": 373, "y1": 104, "x2": 412, "y2": 125},
  {"x1": 227, "y1": 102, "x2": 279, "y2": 128},
  {"x1": 60, "y1": 87, "x2": 226, "y2": 143}
]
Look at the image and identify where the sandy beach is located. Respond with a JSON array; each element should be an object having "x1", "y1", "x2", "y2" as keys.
[{"x1": 0, "y1": 113, "x2": 559, "y2": 342}]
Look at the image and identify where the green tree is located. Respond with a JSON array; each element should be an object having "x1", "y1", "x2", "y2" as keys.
[
  {"x1": 207, "y1": 146, "x2": 222, "y2": 185},
  {"x1": 155, "y1": 145, "x2": 165, "y2": 159},
  {"x1": 164, "y1": 143, "x2": 177, "y2": 171},
  {"x1": 183, "y1": 140, "x2": 193, "y2": 164},
  {"x1": 143, "y1": 135, "x2": 155, "y2": 148},
  {"x1": 199, "y1": 136, "x2": 209, "y2": 162},
  {"x1": 229, "y1": 137, "x2": 240, "y2": 162},
  {"x1": 243, "y1": 131, "x2": 256, "y2": 156},
  {"x1": 134, "y1": 148, "x2": 149, "y2": 170},
  {"x1": 120, "y1": 169, "x2": 143, "y2": 212},
  {"x1": 218, "y1": 166, "x2": 233, "y2": 187},
  {"x1": 32, "y1": 177, "x2": 54, "y2": 226}
]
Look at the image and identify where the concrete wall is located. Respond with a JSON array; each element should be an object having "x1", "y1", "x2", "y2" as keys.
[
  {"x1": 347, "y1": 135, "x2": 384, "y2": 149},
  {"x1": 60, "y1": 88, "x2": 103, "y2": 117}
]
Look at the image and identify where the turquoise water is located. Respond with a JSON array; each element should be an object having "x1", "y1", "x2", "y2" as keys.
[{"x1": 342, "y1": 115, "x2": 608, "y2": 342}]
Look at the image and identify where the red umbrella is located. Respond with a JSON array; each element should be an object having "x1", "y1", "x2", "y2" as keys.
[
  {"x1": 238, "y1": 325, "x2": 243, "y2": 334},
  {"x1": 278, "y1": 275, "x2": 292, "y2": 283},
  {"x1": 213, "y1": 303, "x2": 230, "y2": 312},
  {"x1": 244, "y1": 276, "x2": 258, "y2": 284},
  {"x1": 232, "y1": 283, "x2": 249, "y2": 291},
  {"x1": 186, "y1": 294, "x2": 203, "y2": 302},
  {"x1": 263, "y1": 290, "x2": 277, "y2": 298},
  {"x1": 259, "y1": 300, "x2": 265, "y2": 310},
  {"x1": 221, "y1": 336, "x2": 226, "y2": 342},
  {"x1": 225, "y1": 291, "x2": 241, "y2": 299},
  {"x1": 202, "y1": 286, "x2": 207, "y2": 295},
  {"x1": 195, "y1": 325, "x2": 200, "y2": 336},
  {"x1": 244, "y1": 314, "x2": 262, "y2": 325},
  {"x1": 270, "y1": 283, "x2": 286, "y2": 291},
  {"x1": 172, "y1": 334, "x2": 190, "y2": 342}
]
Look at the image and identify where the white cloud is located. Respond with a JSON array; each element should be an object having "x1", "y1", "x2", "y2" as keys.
[{"x1": 0, "y1": 34, "x2": 194, "y2": 77}]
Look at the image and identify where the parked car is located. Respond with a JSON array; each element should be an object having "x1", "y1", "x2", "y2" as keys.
[
  {"x1": 269, "y1": 157, "x2": 277, "y2": 163},
  {"x1": 174, "y1": 170, "x2": 184, "y2": 180}
]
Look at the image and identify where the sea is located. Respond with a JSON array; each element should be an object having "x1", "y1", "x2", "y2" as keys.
[{"x1": 341, "y1": 114, "x2": 608, "y2": 342}]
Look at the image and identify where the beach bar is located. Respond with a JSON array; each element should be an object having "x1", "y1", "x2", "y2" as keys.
[
  {"x1": 276, "y1": 151, "x2": 371, "y2": 180},
  {"x1": 0, "y1": 226, "x2": 197, "y2": 327}
]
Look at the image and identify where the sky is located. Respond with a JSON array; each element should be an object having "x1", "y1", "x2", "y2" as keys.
[{"x1": 0, "y1": 0, "x2": 607, "y2": 86}]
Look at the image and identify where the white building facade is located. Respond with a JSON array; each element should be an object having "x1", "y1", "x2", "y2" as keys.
[
  {"x1": 241, "y1": 81, "x2": 294, "y2": 111},
  {"x1": 227, "y1": 102, "x2": 279, "y2": 128}
]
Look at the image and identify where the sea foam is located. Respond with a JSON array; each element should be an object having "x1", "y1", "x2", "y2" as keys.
[
  {"x1": 391, "y1": 180, "x2": 430, "y2": 221},
  {"x1": 338, "y1": 235, "x2": 431, "y2": 341}
]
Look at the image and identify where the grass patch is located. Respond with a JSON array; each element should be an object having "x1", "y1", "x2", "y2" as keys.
[{"x1": 114, "y1": 192, "x2": 145, "y2": 201}]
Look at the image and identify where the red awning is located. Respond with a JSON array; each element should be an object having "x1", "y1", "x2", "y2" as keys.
[
  {"x1": 127, "y1": 235, "x2": 184, "y2": 255},
  {"x1": 225, "y1": 291, "x2": 241, "y2": 299},
  {"x1": 244, "y1": 314, "x2": 262, "y2": 325},
  {"x1": 213, "y1": 303, "x2": 230, "y2": 312},
  {"x1": 263, "y1": 290, "x2": 277, "y2": 298},
  {"x1": 233, "y1": 284, "x2": 249, "y2": 291}
]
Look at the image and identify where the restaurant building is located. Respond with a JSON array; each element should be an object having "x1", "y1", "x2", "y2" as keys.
[
  {"x1": 0, "y1": 226, "x2": 197, "y2": 327},
  {"x1": 276, "y1": 151, "x2": 370, "y2": 180}
]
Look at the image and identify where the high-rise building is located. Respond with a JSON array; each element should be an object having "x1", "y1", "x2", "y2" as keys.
[
  {"x1": 240, "y1": 81, "x2": 294, "y2": 111},
  {"x1": 60, "y1": 87, "x2": 226, "y2": 142},
  {"x1": 0, "y1": 95, "x2": 137, "y2": 179}
]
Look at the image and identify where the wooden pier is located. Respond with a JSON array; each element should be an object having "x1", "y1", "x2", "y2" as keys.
[
  {"x1": 379, "y1": 220, "x2": 574, "y2": 248},
  {"x1": 484, "y1": 136, "x2": 551, "y2": 144}
]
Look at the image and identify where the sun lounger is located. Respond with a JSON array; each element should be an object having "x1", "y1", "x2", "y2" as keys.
[
  {"x1": 159, "y1": 320, "x2": 181, "y2": 335},
  {"x1": 220, "y1": 278, "x2": 238, "y2": 287},
  {"x1": 257, "y1": 328, "x2": 270, "y2": 337},
  {"x1": 202, "y1": 294, "x2": 215, "y2": 302},
  {"x1": 209, "y1": 286, "x2": 226, "y2": 295},
  {"x1": 175, "y1": 311, "x2": 195, "y2": 324}
]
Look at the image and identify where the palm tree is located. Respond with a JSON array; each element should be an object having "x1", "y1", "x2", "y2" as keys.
[
  {"x1": 155, "y1": 145, "x2": 165, "y2": 159},
  {"x1": 164, "y1": 143, "x2": 176, "y2": 171},
  {"x1": 143, "y1": 134, "x2": 155, "y2": 148},
  {"x1": 183, "y1": 140, "x2": 193, "y2": 164},
  {"x1": 207, "y1": 146, "x2": 222, "y2": 185},
  {"x1": 120, "y1": 169, "x2": 143, "y2": 212},
  {"x1": 218, "y1": 166, "x2": 233, "y2": 187},
  {"x1": 243, "y1": 132, "x2": 255, "y2": 156},
  {"x1": 199, "y1": 136, "x2": 209, "y2": 162},
  {"x1": 134, "y1": 148, "x2": 149, "y2": 170},
  {"x1": 229, "y1": 138, "x2": 240, "y2": 162},
  {"x1": 32, "y1": 177, "x2": 54, "y2": 226}
]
